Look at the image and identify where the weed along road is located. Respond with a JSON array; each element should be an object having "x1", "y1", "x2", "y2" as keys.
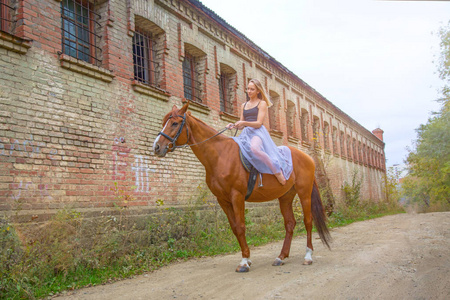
[{"x1": 57, "y1": 212, "x2": 449, "y2": 300}]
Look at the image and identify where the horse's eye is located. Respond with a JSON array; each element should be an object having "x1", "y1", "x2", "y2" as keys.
[{"x1": 172, "y1": 122, "x2": 179, "y2": 127}]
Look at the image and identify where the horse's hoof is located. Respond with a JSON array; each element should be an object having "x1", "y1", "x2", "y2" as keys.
[
  {"x1": 236, "y1": 258, "x2": 251, "y2": 272},
  {"x1": 236, "y1": 265, "x2": 250, "y2": 272},
  {"x1": 272, "y1": 257, "x2": 284, "y2": 266},
  {"x1": 303, "y1": 259, "x2": 313, "y2": 265}
]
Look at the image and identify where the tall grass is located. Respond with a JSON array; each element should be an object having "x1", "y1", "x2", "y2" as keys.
[{"x1": 1, "y1": 184, "x2": 402, "y2": 299}]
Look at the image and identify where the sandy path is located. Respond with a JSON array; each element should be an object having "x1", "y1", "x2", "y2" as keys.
[{"x1": 56, "y1": 212, "x2": 450, "y2": 300}]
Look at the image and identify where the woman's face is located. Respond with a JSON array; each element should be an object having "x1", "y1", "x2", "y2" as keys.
[{"x1": 246, "y1": 82, "x2": 258, "y2": 99}]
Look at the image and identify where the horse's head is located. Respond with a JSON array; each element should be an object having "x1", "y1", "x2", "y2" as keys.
[{"x1": 153, "y1": 103, "x2": 190, "y2": 157}]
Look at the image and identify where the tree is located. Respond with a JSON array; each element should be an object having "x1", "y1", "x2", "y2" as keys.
[
  {"x1": 383, "y1": 166, "x2": 402, "y2": 204},
  {"x1": 403, "y1": 21, "x2": 450, "y2": 209}
]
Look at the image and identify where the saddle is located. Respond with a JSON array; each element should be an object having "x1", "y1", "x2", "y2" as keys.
[{"x1": 239, "y1": 150, "x2": 262, "y2": 200}]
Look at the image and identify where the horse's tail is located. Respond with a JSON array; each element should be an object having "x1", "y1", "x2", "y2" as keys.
[{"x1": 311, "y1": 179, "x2": 332, "y2": 249}]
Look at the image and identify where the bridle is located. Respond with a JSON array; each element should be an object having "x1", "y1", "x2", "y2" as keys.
[
  {"x1": 156, "y1": 113, "x2": 229, "y2": 152},
  {"x1": 156, "y1": 113, "x2": 189, "y2": 151}
]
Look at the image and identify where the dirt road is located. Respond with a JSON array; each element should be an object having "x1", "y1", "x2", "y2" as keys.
[{"x1": 57, "y1": 212, "x2": 450, "y2": 300}]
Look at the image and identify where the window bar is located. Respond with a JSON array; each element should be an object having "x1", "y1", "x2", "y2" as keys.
[
  {"x1": 182, "y1": 56, "x2": 202, "y2": 103},
  {"x1": 61, "y1": 0, "x2": 102, "y2": 66},
  {"x1": 0, "y1": 0, "x2": 16, "y2": 34},
  {"x1": 133, "y1": 29, "x2": 159, "y2": 87},
  {"x1": 219, "y1": 74, "x2": 227, "y2": 112},
  {"x1": 221, "y1": 75, "x2": 234, "y2": 114},
  {"x1": 192, "y1": 73, "x2": 203, "y2": 103}
]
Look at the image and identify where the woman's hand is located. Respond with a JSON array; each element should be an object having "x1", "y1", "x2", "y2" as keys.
[
  {"x1": 234, "y1": 121, "x2": 246, "y2": 130},
  {"x1": 226, "y1": 123, "x2": 235, "y2": 130}
]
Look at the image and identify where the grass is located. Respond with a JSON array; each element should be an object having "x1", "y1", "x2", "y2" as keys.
[{"x1": 1, "y1": 187, "x2": 404, "y2": 299}]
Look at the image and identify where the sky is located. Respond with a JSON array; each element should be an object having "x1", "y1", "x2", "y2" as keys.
[{"x1": 199, "y1": 0, "x2": 449, "y2": 167}]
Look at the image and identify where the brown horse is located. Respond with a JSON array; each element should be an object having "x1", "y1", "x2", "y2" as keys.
[{"x1": 153, "y1": 103, "x2": 331, "y2": 272}]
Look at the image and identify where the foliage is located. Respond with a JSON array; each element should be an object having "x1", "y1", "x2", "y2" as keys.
[
  {"x1": 341, "y1": 169, "x2": 363, "y2": 206},
  {"x1": 329, "y1": 198, "x2": 403, "y2": 229},
  {"x1": 1, "y1": 182, "x2": 404, "y2": 299},
  {"x1": 436, "y1": 21, "x2": 450, "y2": 94},
  {"x1": 0, "y1": 185, "x2": 287, "y2": 299},
  {"x1": 382, "y1": 166, "x2": 402, "y2": 204},
  {"x1": 403, "y1": 21, "x2": 450, "y2": 210}
]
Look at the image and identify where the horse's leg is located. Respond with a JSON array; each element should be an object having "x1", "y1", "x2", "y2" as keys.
[
  {"x1": 229, "y1": 191, "x2": 252, "y2": 272},
  {"x1": 217, "y1": 195, "x2": 251, "y2": 272},
  {"x1": 297, "y1": 187, "x2": 314, "y2": 265},
  {"x1": 217, "y1": 198, "x2": 238, "y2": 236},
  {"x1": 273, "y1": 187, "x2": 297, "y2": 266}
]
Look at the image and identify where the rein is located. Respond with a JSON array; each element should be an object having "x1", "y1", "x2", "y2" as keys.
[{"x1": 156, "y1": 113, "x2": 234, "y2": 151}]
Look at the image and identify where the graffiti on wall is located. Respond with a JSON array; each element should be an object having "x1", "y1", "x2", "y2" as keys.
[
  {"x1": 132, "y1": 155, "x2": 156, "y2": 193},
  {"x1": 112, "y1": 137, "x2": 155, "y2": 193},
  {"x1": 11, "y1": 181, "x2": 53, "y2": 202}
]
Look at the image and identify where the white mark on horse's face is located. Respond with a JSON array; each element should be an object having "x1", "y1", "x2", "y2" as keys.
[
  {"x1": 153, "y1": 120, "x2": 170, "y2": 153},
  {"x1": 304, "y1": 247, "x2": 313, "y2": 261}
]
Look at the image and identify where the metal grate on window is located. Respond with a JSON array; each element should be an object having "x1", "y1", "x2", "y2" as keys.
[
  {"x1": 182, "y1": 55, "x2": 202, "y2": 103},
  {"x1": 287, "y1": 115, "x2": 294, "y2": 137},
  {"x1": 0, "y1": 0, "x2": 15, "y2": 34},
  {"x1": 133, "y1": 29, "x2": 159, "y2": 87},
  {"x1": 301, "y1": 113, "x2": 308, "y2": 141},
  {"x1": 268, "y1": 98, "x2": 279, "y2": 131},
  {"x1": 219, "y1": 73, "x2": 233, "y2": 114},
  {"x1": 323, "y1": 126, "x2": 329, "y2": 149},
  {"x1": 61, "y1": 0, "x2": 102, "y2": 66}
]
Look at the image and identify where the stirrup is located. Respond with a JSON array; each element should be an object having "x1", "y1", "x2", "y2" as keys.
[{"x1": 258, "y1": 173, "x2": 263, "y2": 187}]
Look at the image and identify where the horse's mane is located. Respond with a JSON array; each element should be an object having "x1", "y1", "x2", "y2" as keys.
[{"x1": 189, "y1": 113, "x2": 215, "y2": 131}]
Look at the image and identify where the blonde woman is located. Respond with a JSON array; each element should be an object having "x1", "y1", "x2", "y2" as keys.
[{"x1": 227, "y1": 79, "x2": 292, "y2": 185}]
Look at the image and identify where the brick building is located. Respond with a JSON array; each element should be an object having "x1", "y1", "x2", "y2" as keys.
[{"x1": 0, "y1": 0, "x2": 386, "y2": 220}]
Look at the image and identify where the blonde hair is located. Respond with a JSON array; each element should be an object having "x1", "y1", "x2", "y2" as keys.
[{"x1": 249, "y1": 78, "x2": 272, "y2": 107}]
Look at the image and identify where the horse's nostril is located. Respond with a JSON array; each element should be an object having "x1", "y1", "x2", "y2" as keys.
[{"x1": 154, "y1": 144, "x2": 160, "y2": 152}]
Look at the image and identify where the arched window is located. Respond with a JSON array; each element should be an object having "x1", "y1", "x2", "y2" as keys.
[
  {"x1": 340, "y1": 131, "x2": 345, "y2": 156},
  {"x1": 183, "y1": 43, "x2": 206, "y2": 103},
  {"x1": 301, "y1": 109, "x2": 309, "y2": 142},
  {"x1": 133, "y1": 17, "x2": 165, "y2": 89},
  {"x1": 61, "y1": 0, "x2": 102, "y2": 65},
  {"x1": 358, "y1": 141, "x2": 362, "y2": 163},
  {"x1": 332, "y1": 127, "x2": 338, "y2": 154},
  {"x1": 268, "y1": 91, "x2": 280, "y2": 131},
  {"x1": 286, "y1": 100, "x2": 296, "y2": 137},
  {"x1": 1, "y1": 0, "x2": 15, "y2": 34},
  {"x1": 219, "y1": 64, "x2": 237, "y2": 114},
  {"x1": 323, "y1": 122, "x2": 330, "y2": 150},
  {"x1": 346, "y1": 135, "x2": 351, "y2": 159},
  {"x1": 313, "y1": 116, "x2": 320, "y2": 148}
]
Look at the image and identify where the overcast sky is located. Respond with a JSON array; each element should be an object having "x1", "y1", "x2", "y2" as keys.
[{"x1": 199, "y1": 0, "x2": 449, "y2": 167}]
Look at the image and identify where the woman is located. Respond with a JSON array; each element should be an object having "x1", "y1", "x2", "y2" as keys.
[{"x1": 227, "y1": 79, "x2": 293, "y2": 185}]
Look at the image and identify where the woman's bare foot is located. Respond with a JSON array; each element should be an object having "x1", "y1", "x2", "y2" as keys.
[{"x1": 275, "y1": 172, "x2": 286, "y2": 185}]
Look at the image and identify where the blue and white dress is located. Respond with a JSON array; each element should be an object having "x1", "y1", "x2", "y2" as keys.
[{"x1": 232, "y1": 101, "x2": 293, "y2": 180}]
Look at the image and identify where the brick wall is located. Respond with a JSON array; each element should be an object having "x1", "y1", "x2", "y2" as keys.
[{"x1": 0, "y1": 0, "x2": 386, "y2": 221}]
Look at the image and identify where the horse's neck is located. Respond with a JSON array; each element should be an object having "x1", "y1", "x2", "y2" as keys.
[{"x1": 187, "y1": 116, "x2": 231, "y2": 166}]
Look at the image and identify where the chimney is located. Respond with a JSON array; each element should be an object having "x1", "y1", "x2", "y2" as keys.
[{"x1": 372, "y1": 128, "x2": 384, "y2": 141}]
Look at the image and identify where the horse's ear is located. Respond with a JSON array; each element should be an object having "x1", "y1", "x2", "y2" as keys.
[
  {"x1": 172, "y1": 105, "x2": 178, "y2": 112},
  {"x1": 187, "y1": 111, "x2": 192, "y2": 116},
  {"x1": 179, "y1": 101, "x2": 190, "y2": 114}
]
